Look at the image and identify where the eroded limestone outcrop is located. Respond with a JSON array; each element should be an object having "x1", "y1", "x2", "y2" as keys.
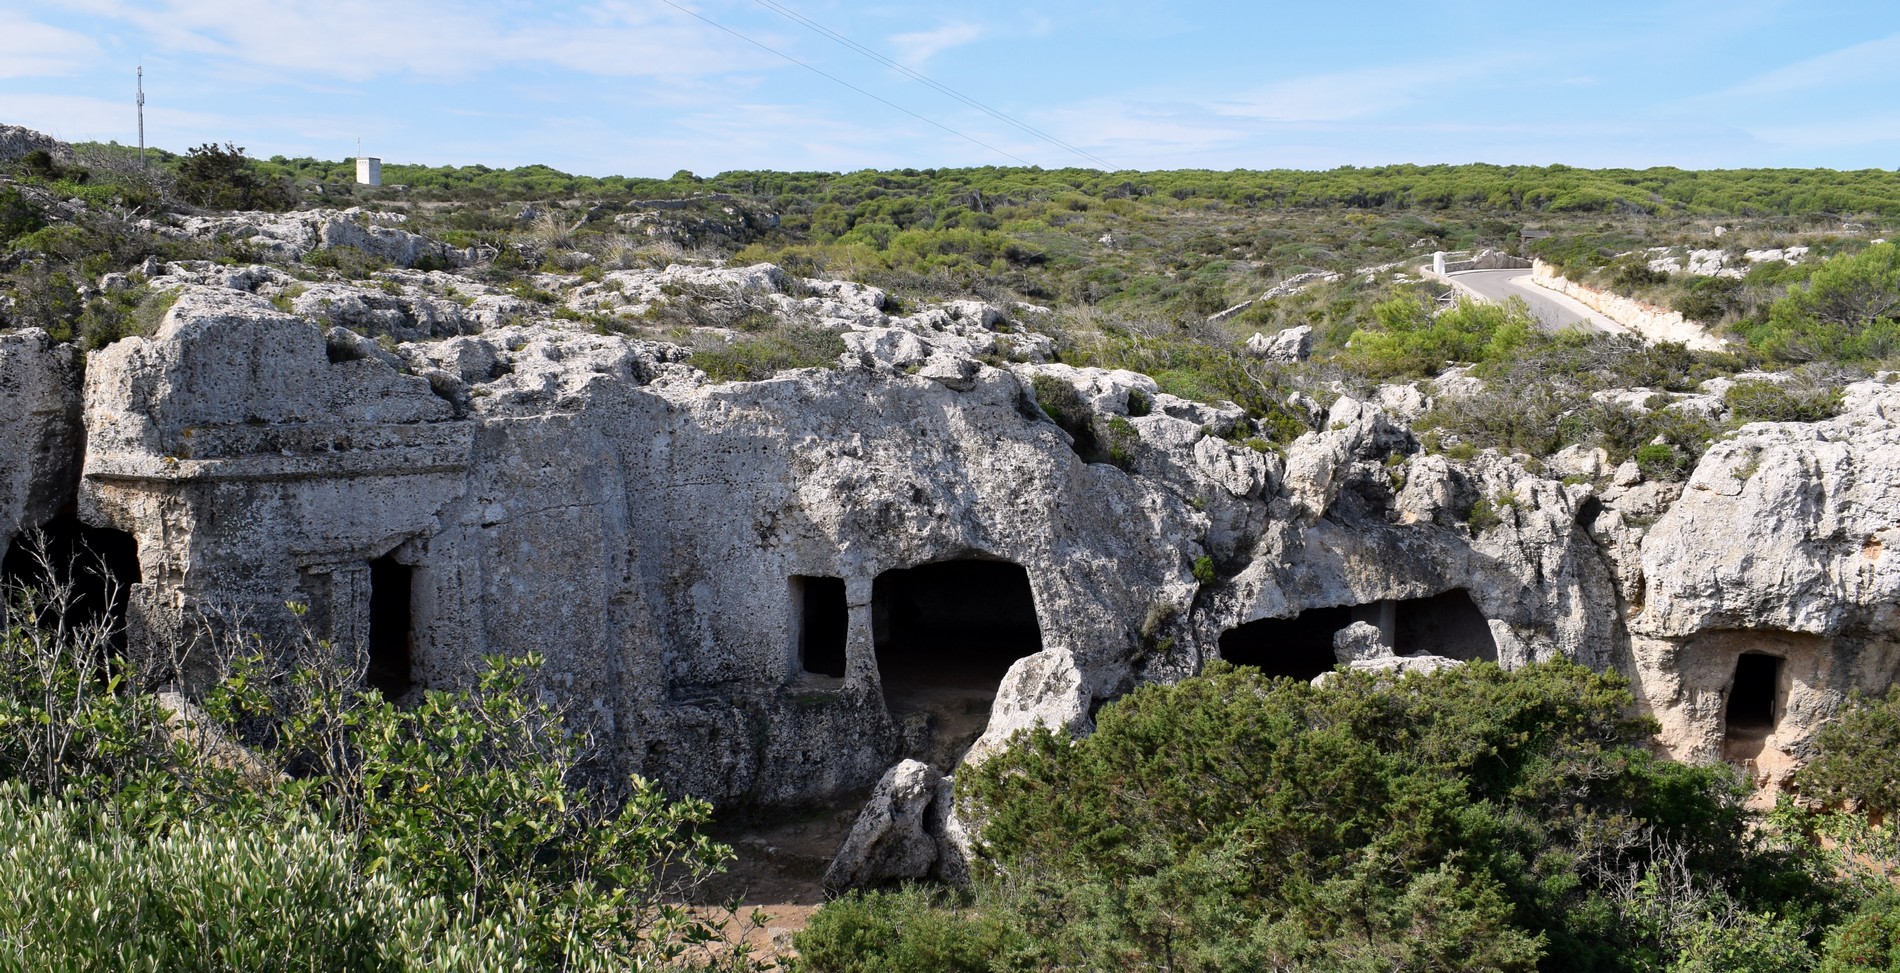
[
  {"x1": 2, "y1": 257, "x2": 1895, "y2": 860},
  {"x1": 1630, "y1": 379, "x2": 1900, "y2": 789}
]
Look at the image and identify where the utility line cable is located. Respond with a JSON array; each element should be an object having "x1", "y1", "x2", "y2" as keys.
[
  {"x1": 752, "y1": 0, "x2": 1116, "y2": 170},
  {"x1": 654, "y1": 0, "x2": 1034, "y2": 166}
]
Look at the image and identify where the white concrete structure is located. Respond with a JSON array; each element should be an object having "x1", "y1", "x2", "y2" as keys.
[{"x1": 355, "y1": 156, "x2": 381, "y2": 186}]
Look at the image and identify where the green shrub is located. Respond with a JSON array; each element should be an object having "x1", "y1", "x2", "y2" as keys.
[
  {"x1": 1342, "y1": 296, "x2": 1534, "y2": 379},
  {"x1": 956, "y1": 661, "x2": 1786, "y2": 973},
  {"x1": 1191, "y1": 554, "x2": 1216, "y2": 585},
  {"x1": 689, "y1": 325, "x2": 846, "y2": 382},
  {"x1": 174, "y1": 142, "x2": 295, "y2": 212},
  {"x1": 1636, "y1": 441, "x2": 1691, "y2": 481},
  {"x1": 0, "y1": 186, "x2": 45, "y2": 244},
  {"x1": 1737, "y1": 243, "x2": 1900, "y2": 363},
  {"x1": 1102, "y1": 415, "x2": 1139, "y2": 470},
  {"x1": 1, "y1": 572, "x2": 741, "y2": 972},
  {"x1": 1796, "y1": 686, "x2": 1900, "y2": 817},
  {"x1": 1725, "y1": 378, "x2": 1844, "y2": 424},
  {"x1": 1821, "y1": 897, "x2": 1900, "y2": 973},
  {"x1": 793, "y1": 885, "x2": 1010, "y2": 973},
  {"x1": 0, "y1": 788, "x2": 534, "y2": 973}
]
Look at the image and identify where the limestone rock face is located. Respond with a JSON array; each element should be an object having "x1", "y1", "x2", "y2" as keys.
[
  {"x1": 1629, "y1": 379, "x2": 1900, "y2": 783},
  {"x1": 25, "y1": 262, "x2": 1898, "y2": 828},
  {"x1": 1333, "y1": 621, "x2": 1389, "y2": 663},
  {"x1": 1245, "y1": 325, "x2": 1313, "y2": 363},
  {"x1": 0, "y1": 125, "x2": 70, "y2": 163},
  {"x1": 0, "y1": 330, "x2": 83, "y2": 552},
  {"x1": 157, "y1": 209, "x2": 464, "y2": 268}
]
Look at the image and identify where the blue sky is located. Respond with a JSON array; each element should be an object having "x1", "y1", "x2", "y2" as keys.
[{"x1": 2, "y1": 0, "x2": 1896, "y2": 177}]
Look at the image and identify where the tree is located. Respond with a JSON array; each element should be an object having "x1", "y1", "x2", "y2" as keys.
[
  {"x1": 1745, "y1": 243, "x2": 1900, "y2": 362},
  {"x1": 175, "y1": 142, "x2": 295, "y2": 212}
]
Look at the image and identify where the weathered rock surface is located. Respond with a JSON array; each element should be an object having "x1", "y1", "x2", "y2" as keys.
[
  {"x1": 1246, "y1": 325, "x2": 1313, "y2": 362},
  {"x1": 0, "y1": 124, "x2": 70, "y2": 163},
  {"x1": 1629, "y1": 378, "x2": 1900, "y2": 786},
  {"x1": 823, "y1": 759, "x2": 966, "y2": 890},
  {"x1": 154, "y1": 208, "x2": 467, "y2": 268},
  {"x1": 1, "y1": 249, "x2": 1894, "y2": 844},
  {"x1": 965, "y1": 649, "x2": 1094, "y2": 764},
  {"x1": 0, "y1": 330, "x2": 83, "y2": 553}
]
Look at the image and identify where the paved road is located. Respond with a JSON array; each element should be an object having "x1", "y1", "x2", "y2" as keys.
[{"x1": 1447, "y1": 269, "x2": 1620, "y2": 335}]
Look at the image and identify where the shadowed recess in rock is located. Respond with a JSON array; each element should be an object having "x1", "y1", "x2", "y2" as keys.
[
  {"x1": 791, "y1": 575, "x2": 848, "y2": 679},
  {"x1": 1723, "y1": 651, "x2": 1782, "y2": 764},
  {"x1": 1727, "y1": 652, "x2": 1781, "y2": 732},
  {"x1": 1218, "y1": 606, "x2": 1351, "y2": 681},
  {"x1": 1, "y1": 516, "x2": 140, "y2": 643},
  {"x1": 1395, "y1": 588, "x2": 1498, "y2": 662},
  {"x1": 1221, "y1": 588, "x2": 1498, "y2": 680},
  {"x1": 872, "y1": 559, "x2": 1043, "y2": 767},
  {"x1": 366, "y1": 556, "x2": 414, "y2": 699}
]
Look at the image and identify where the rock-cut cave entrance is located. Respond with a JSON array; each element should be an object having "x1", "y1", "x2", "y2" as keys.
[
  {"x1": 789, "y1": 575, "x2": 848, "y2": 679},
  {"x1": 1394, "y1": 589, "x2": 1498, "y2": 662},
  {"x1": 1723, "y1": 652, "x2": 1782, "y2": 763},
  {"x1": 1218, "y1": 589, "x2": 1498, "y2": 681},
  {"x1": 366, "y1": 555, "x2": 415, "y2": 699},
  {"x1": 2, "y1": 516, "x2": 141, "y2": 647},
  {"x1": 872, "y1": 558, "x2": 1043, "y2": 769},
  {"x1": 1218, "y1": 606, "x2": 1352, "y2": 682}
]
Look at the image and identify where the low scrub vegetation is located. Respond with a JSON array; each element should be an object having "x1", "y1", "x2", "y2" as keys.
[
  {"x1": 798, "y1": 661, "x2": 1899, "y2": 973},
  {"x1": 0, "y1": 553, "x2": 750, "y2": 972}
]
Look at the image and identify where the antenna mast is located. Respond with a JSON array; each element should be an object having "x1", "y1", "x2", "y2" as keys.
[{"x1": 137, "y1": 66, "x2": 146, "y2": 168}]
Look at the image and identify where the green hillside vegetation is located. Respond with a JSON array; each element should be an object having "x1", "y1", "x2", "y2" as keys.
[
  {"x1": 797, "y1": 662, "x2": 1900, "y2": 973},
  {"x1": 2, "y1": 143, "x2": 1893, "y2": 474},
  {"x1": 0, "y1": 566, "x2": 753, "y2": 972}
]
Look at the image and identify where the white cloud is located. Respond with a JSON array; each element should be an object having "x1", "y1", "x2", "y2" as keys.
[
  {"x1": 0, "y1": 16, "x2": 98, "y2": 78},
  {"x1": 887, "y1": 22, "x2": 982, "y2": 68},
  {"x1": 1717, "y1": 32, "x2": 1900, "y2": 98},
  {"x1": 47, "y1": 0, "x2": 787, "y2": 84},
  {"x1": 1747, "y1": 112, "x2": 1900, "y2": 150}
]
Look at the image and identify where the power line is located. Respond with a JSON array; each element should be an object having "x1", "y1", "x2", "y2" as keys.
[
  {"x1": 751, "y1": 0, "x2": 1116, "y2": 170},
  {"x1": 654, "y1": 0, "x2": 1034, "y2": 166}
]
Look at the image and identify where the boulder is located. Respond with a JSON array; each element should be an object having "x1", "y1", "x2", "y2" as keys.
[
  {"x1": 823, "y1": 760, "x2": 948, "y2": 890},
  {"x1": 1245, "y1": 325, "x2": 1313, "y2": 363},
  {"x1": 1333, "y1": 621, "x2": 1390, "y2": 663},
  {"x1": 965, "y1": 649, "x2": 1094, "y2": 765}
]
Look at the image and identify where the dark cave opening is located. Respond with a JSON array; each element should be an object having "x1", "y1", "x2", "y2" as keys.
[
  {"x1": 1219, "y1": 589, "x2": 1497, "y2": 681},
  {"x1": 1, "y1": 516, "x2": 141, "y2": 643},
  {"x1": 791, "y1": 575, "x2": 848, "y2": 679},
  {"x1": 1218, "y1": 605, "x2": 1352, "y2": 681},
  {"x1": 1726, "y1": 653, "x2": 1781, "y2": 734},
  {"x1": 872, "y1": 558, "x2": 1043, "y2": 767},
  {"x1": 1394, "y1": 588, "x2": 1498, "y2": 662},
  {"x1": 366, "y1": 556, "x2": 414, "y2": 699}
]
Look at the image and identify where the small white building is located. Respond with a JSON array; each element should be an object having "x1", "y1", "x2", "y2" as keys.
[{"x1": 356, "y1": 156, "x2": 382, "y2": 186}]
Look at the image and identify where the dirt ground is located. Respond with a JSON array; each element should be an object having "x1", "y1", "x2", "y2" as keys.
[{"x1": 689, "y1": 673, "x2": 1005, "y2": 965}]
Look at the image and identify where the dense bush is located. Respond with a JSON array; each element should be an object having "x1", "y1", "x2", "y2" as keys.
[
  {"x1": 0, "y1": 789, "x2": 534, "y2": 973},
  {"x1": 863, "y1": 661, "x2": 1833, "y2": 973},
  {"x1": 793, "y1": 885, "x2": 1011, "y2": 973},
  {"x1": 1342, "y1": 296, "x2": 1534, "y2": 378},
  {"x1": 688, "y1": 325, "x2": 846, "y2": 382},
  {"x1": 1735, "y1": 243, "x2": 1900, "y2": 363},
  {"x1": 1794, "y1": 686, "x2": 1900, "y2": 817},
  {"x1": 173, "y1": 142, "x2": 296, "y2": 212},
  {"x1": 0, "y1": 559, "x2": 742, "y2": 971}
]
